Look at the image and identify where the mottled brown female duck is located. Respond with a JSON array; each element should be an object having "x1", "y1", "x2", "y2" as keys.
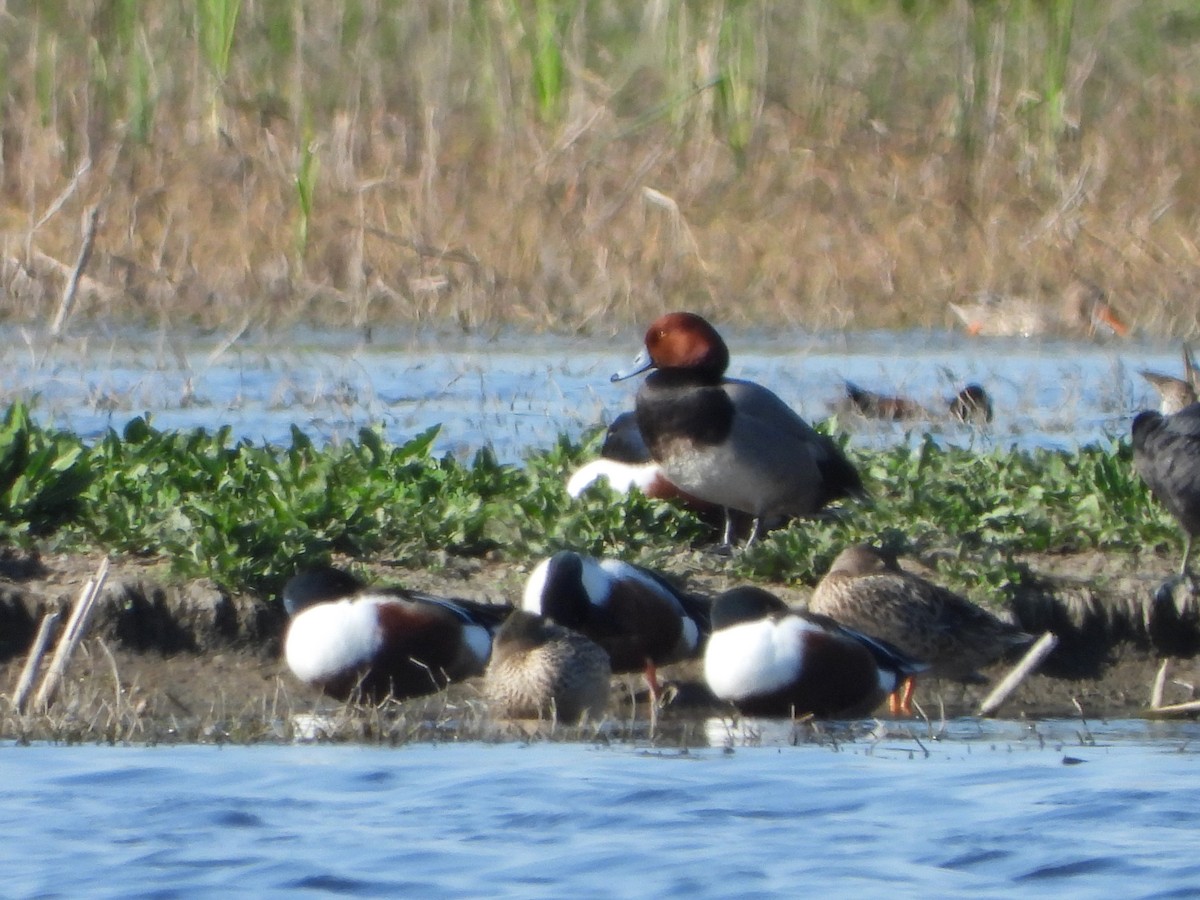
[
  {"x1": 483, "y1": 610, "x2": 611, "y2": 723},
  {"x1": 809, "y1": 545, "x2": 1033, "y2": 710}
]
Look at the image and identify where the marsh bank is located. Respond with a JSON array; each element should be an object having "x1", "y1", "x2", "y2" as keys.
[{"x1": 3, "y1": 546, "x2": 1199, "y2": 742}]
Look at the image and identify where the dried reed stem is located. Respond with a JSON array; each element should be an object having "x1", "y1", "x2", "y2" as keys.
[
  {"x1": 32, "y1": 557, "x2": 110, "y2": 712},
  {"x1": 12, "y1": 611, "x2": 61, "y2": 714},
  {"x1": 977, "y1": 631, "x2": 1059, "y2": 717},
  {"x1": 49, "y1": 205, "x2": 102, "y2": 337},
  {"x1": 1145, "y1": 698, "x2": 1200, "y2": 718}
]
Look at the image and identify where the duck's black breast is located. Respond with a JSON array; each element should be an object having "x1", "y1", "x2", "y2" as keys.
[{"x1": 636, "y1": 372, "x2": 735, "y2": 457}]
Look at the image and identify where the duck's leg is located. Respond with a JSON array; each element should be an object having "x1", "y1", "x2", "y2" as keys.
[
  {"x1": 745, "y1": 516, "x2": 763, "y2": 546},
  {"x1": 643, "y1": 660, "x2": 661, "y2": 706},
  {"x1": 721, "y1": 509, "x2": 737, "y2": 547},
  {"x1": 887, "y1": 676, "x2": 917, "y2": 716}
]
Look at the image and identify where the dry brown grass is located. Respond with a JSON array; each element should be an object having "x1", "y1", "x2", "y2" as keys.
[{"x1": 2, "y1": 2, "x2": 1199, "y2": 336}]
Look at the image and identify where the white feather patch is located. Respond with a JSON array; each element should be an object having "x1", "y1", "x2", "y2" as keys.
[
  {"x1": 461, "y1": 623, "x2": 493, "y2": 667},
  {"x1": 521, "y1": 558, "x2": 552, "y2": 614},
  {"x1": 704, "y1": 618, "x2": 811, "y2": 701},
  {"x1": 284, "y1": 598, "x2": 384, "y2": 685},
  {"x1": 566, "y1": 460, "x2": 662, "y2": 498}
]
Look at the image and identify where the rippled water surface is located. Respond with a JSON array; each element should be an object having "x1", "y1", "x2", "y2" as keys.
[
  {"x1": 6, "y1": 720, "x2": 1200, "y2": 898},
  {"x1": 0, "y1": 325, "x2": 1181, "y2": 460}
]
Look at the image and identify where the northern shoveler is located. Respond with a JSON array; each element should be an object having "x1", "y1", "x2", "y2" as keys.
[
  {"x1": 483, "y1": 609, "x2": 612, "y2": 723},
  {"x1": 521, "y1": 550, "x2": 709, "y2": 703},
  {"x1": 566, "y1": 410, "x2": 766, "y2": 541},
  {"x1": 704, "y1": 585, "x2": 927, "y2": 718},
  {"x1": 809, "y1": 544, "x2": 1033, "y2": 710},
  {"x1": 282, "y1": 564, "x2": 510, "y2": 702},
  {"x1": 611, "y1": 311, "x2": 865, "y2": 546}
]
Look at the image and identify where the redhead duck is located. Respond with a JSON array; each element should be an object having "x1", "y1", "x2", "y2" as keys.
[
  {"x1": 949, "y1": 279, "x2": 1129, "y2": 339},
  {"x1": 704, "y1": 585, "x2": 927, "y2": 718},
  {"x1": 837, "y1": 382, "x2": 993, "y2": 425},
  {"x1": 483, "y1": 610, "x2": 612, "y2": 722},
  {"x1": 612, "y1": 311, "x2": 865, "y2": 545},
  {"x1": 283, "y1": 564, "x2": 510, "y2": 702},
  {"x1": 809, "y1": 545, "x2": 1033, "y2": 710},
  {"x1": 1132, "y1": 404, "x2": 1200, "y2": 576},
  {"x1": 521, "y1": 550, "x2": 709, "y2": 703},
  {"x1": 1139, "y1": 344, "x2": 1200, "y2": 415}
]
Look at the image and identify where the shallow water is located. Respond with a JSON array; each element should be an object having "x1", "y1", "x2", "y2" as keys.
[
  {"x1": 0, "y1": 325, "x2": 1181, "y2": 461},
  {"x1": 5, "y1": 719, "x2": 1200, "y2": 898}
]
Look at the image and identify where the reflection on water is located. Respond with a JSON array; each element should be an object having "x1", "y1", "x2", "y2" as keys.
[
  {"x1": 0, "y1": 325, "x2": 1180, "y2": 461},
  {"x1": 5, "y1": 721, "x2": 1200, "y2": 897}
]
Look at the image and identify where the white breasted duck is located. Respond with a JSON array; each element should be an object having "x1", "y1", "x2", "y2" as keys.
[
  {"x1": 483, "y1": 609, "x2": 612, "y2": 723},
  {"x1": 521, "y1": 550, "x2": 709, "y2": 703},
  {"x1": 704, "y1": 585, "x2": 927, "y2": 718},
  {"x1": 612, "y1": 311, "x2": 865, "y2": 545},
  {"x1": 566, "y1": 411, "x2": 698, "y2": 505},
  {"x1": 567, "y1": 410, "x2": 759, "y2": 539},
  {"x1": 282, "y1": 564, "x2": 510, "y2": 702},
  {"x1": 810, "y1": 544, "x2": 1033, "y2": 711}
]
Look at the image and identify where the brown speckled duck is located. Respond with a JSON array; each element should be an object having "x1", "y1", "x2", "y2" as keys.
[
  {"x1": 809, "y1": 544, "x2": 1033, "y2": 710},
  {"x1": 483, "y1": 610, "x2": 611, "y2": 723}
]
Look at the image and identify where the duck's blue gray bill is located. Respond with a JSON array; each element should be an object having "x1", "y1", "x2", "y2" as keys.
[{"x1": 611, "y1": 349, "x2": 654, "y2": 382}]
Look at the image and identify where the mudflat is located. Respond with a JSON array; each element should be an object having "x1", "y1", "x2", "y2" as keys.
[{"x1": 1, "y1": 547, "x2": 1197, "y2": 743}]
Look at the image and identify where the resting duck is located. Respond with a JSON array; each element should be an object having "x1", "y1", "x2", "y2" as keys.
[
  {"x1": 809, "y1": 545, "x2": 1033, "y2": 710},
  {"x1": 1132, "y1": 404, "x2": 1200, "y2": 576},
  {"x1": 566, "y1": 411, "x2": 716, "y2": 511},
  {"x1": 521, "y1": 550, "x2": 709, "y2": 703},
  {"x1": 612, "y1": 311, "x2": 865, "y2": 545},
  {"x1": 948, "y1": 279, "x2": 1129, "y2": 339},
  {"x1": 483, "y1": 610, "x2": 612, "y2": 723},
  {"x1": 282, "y1": 564, "x2": 510, "y2": 702},
  {"x1": 566, "y1": 411, "x2": 764, "y2": 540},
  {"x1": 704, "y1": 585, "x2": 927, "y2": 718},
  {"x1": 837, "y1": 382, "x2": 994, "y2": 425}
]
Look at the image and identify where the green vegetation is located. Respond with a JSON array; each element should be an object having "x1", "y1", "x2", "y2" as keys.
[
  {"x1": 4, "y1": 3, "x2": 1200, "y2": 334},
  {"x1": 0, "y1": 401, "x2": 1171, "y2": 604}
]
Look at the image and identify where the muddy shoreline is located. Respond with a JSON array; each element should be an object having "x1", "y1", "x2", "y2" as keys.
[{"x1": 2, "y1": 549, "x2": 1199, "y2": 742}]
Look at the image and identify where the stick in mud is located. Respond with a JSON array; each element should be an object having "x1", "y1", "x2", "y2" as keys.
[
  {"x1": 977, "y1": 631, "x2": 1059, "y2": 717},
  {"x1": 1151, "y1": 658, "x2": 1170, "y2": 710},
  {"x1": 32, "y1": 557, "x2": 110, "y2": 712},
  {"x1": 12, "y1": 611, "x2": 61, "y2": 714}
]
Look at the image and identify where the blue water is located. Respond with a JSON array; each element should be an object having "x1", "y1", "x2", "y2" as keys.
[
  {"x1": 5, "y1": 719, "x2": 1200, "y2": 898},
  {"x1": 0, "y1": 325, "x2": 1181, "y2": 461}
]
